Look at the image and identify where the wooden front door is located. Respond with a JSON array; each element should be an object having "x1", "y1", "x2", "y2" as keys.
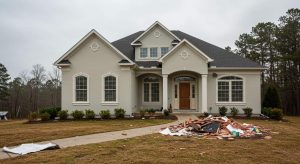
[{"x1": 179, "y1": 83, "x2": 190, "y2": 109}]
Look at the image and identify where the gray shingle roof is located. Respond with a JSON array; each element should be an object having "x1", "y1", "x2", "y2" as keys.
[{"x1": 112, "y1": 30, "x2": 262, "y2": 68}]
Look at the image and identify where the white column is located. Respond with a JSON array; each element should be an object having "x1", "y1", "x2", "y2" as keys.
[
  {"x1": 201, "y1": 74, "x2": 208, "y2": 113},
  {"x1": 162, "y1": 74, "x2": 168, "y2": 110}
]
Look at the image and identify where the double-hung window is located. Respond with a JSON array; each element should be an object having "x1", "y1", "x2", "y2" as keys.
[
  {"x1": 140, "y1": 48, "x2": 148, "y2": 58},
  {"x1": 75, "y1": 75, "x2": 88, "y2": 102},
  {"x1": 161, "y1": 47, "x2": 169, "y2": 56},
  {"x1": 104, "y1": 75, "x2": 117, "y2": 102},
  {"x1": 150, "y1": 47, "x2": 158, "y2": 58},
  {"x1": 217, "y1": 76, "x2": 243, "y2": 102},
  {"x1": 144, "y1": 76, "x2": 160, "y2": 102}
]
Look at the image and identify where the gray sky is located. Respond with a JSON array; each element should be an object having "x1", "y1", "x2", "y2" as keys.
[{"x1": 0, "y1": 0, "x2": 299, "y2": 79}]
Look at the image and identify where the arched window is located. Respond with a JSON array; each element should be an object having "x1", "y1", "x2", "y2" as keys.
[
  {"x1": 143, "y1": 76, "x2": 160, "y2": 102},
  {"x1": 104, "y1": 75, "x2": 117, "y2": 102},
  {"x1": 217, "y1": 76, "x2": 243, "y2": 102},
  {"x1": 74, "y1": 74, "x2": 88, "y2": 102}
]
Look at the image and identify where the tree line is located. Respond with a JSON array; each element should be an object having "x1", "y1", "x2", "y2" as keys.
[
  {"x1": 227, "y1": 8, "x2": 300, "y2": 115},
  {"x1": 0, "y1": 63, "x2": 61, "y2": 118}
]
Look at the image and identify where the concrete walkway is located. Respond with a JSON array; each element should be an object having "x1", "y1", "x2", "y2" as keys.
[{"x1": 0, "y1": 114, "x2": 198, "y2": 160}]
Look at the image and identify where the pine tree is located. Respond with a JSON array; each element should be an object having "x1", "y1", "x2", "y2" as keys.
[
  {"x1": 0, "y1": 63, "x2": 11, "y2": 100},
  {"x1": 263, "y1": 85, "x2": 281, "y2": 108}
]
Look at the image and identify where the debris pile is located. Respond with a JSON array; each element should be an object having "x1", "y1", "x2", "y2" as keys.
[{"x1": 160, "y1": 115, "x2": 272, "y2": 140}]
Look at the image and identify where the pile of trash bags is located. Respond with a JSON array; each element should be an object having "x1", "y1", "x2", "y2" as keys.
[{"x1": 159, "y1": 115, "x2": 272, "y2": 140}]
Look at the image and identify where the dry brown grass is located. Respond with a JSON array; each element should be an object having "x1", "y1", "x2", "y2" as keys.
[
  {"x1": 1, "y1": 117, "x2": 300, "y2": 164},
  {"x1": 0, "y1": 119, "x2": 173, "y2": 147}
]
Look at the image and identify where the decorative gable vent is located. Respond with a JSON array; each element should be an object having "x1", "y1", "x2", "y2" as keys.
[
  {"x1": 180, "y1": 50, "x2": 190, "y2": 60},
  {"x1": 90, "y1": 42, "x2": 100, "y2": 51},
  {"x1": 153, "y1": 30, "x2": 161, "y2": 38}
]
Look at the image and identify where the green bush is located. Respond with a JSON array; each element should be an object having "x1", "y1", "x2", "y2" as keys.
[
  {"x1": 263, "y1": 85, "x2": 281, "y2": 108},
  {"x1": 270, "y1": 108, "x2": 283, "y2": 120},
  {"x1": 203, "y1": 112, "x2": 209, "y2": 117},
  {"x1": 40, "y1": 107, "x2": 61, "y2": 120},
  {"x1": 71, "y1": 110, "x2": 84, "y2": 120},
  {"x1": 242, "y1": 107, "x2": 253, "y2": 118},
  {"x1": 28, "y1": 112, "x2": 38, "y2": 121},
  {"x1": 147, "y1": 108, "x2": 156, "y2": 116},
  {"x1": 262, "y1": 107, "x2": 272, "y2": 117},
  {"x1": 230, "y1": 107, "x2": 239, "y2": 118},
  {"x1": 40, "y1": 112, "x2": 50, "y2": 121},
  {"x1": 85, "y1": 109, "x2": 95, "y2": 119},
  {"x1": 114, "y1": 108, "x2": 126, "y2": 119},
  {"x1": 163, "y1": 109, "x2": 169, "y2": 116},
  {"x1": 58, "y1": 110, "x2": 68, "y2": 120},
  {"x1": 100, "y1": 110, "x2": 111, "y2": 119},
  {"x1": 219, "y1": 106, "x2": 228, "y2": 116},
  {"x1": 140, "y1": 109, "x2": 146, "y2": 117}
]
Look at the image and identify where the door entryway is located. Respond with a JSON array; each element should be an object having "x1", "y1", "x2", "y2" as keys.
[{"x1": 179, "y1": 83, "x2": 190, "y2": 109}]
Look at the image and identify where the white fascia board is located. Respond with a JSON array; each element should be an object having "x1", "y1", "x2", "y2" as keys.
[
  {"x1": 130, "y1": 21, "x2": 181, "y2": 45},
  {"x1": 159, "y1": 39, "x2": 214, "y2": 62},
  {"x1": 209, "y1": 67, "x2": 267, "y2": 70},
  {"x1": 54, "y1": 29, "x2": 135, "y2": 66}
]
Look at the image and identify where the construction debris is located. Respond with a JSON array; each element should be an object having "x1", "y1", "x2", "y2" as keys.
[{"x1": 159, "y1": 115, "x2": 271, "y2": 140}]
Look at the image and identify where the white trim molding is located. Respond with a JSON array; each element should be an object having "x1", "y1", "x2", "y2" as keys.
[
  {"x1": 215, "y1": 75, "x2": 246, "y2": 104},
  {"x1": 131, "y1": 21, "x2": 181, "y2": 45},
  {"x1": 101, "y1": 72, "x2": 119, "y2": 105},
  {"x1": 159, "y1": 39, "x2": 213, "y2": 63},
  {"x1": 54, "y1": 29, "x2": 135, "y2": 66},
  {"x1": 72, "y1": 72, "x2": 89, "y2": 105}
]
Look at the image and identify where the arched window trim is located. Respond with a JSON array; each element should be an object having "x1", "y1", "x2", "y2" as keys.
[
  {"x1": 72, "y1": 72, "x2": 89, "y2": 105},
  {"x1": 216, "y1": 75, "x2": 246, "y2": 104},
  {"x1": 102, "y1": 72, "x2": 118, "y2": 105}
]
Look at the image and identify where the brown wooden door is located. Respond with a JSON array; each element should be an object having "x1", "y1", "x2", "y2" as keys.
[{"x1": 179, "y1": 83, "x2": 190, "y2": 109}]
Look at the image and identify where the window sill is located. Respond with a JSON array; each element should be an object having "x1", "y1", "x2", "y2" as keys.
[
  {"x1": 101, "y1": 102, "x2": 119, "y2": 106},
  {"x1": 215, "y1": 102, "x2": 246, "y2": 106},
  {"x1": 72, "y1": 102, "x2": 90, "y2": 106}
]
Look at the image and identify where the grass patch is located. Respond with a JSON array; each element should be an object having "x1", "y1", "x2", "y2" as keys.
[
  {"x1": 1, "y1": 117, "x2": 300, "y2": 163},
  {"x1": 0, "y1": 119, "x2": 173, "y2": 147}
]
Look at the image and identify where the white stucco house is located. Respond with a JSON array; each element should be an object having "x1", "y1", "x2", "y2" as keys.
[{"x1": 54, "y1": 21, "x2": 264, "y2": 115}]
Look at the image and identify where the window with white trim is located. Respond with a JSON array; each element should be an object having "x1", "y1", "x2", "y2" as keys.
[
  {"x1": 217, "y1": 76, "x2": 243, "y2": 102},
  {"x1": 140, "y1": 48, "x2": 148, "y2": 58},
  {"x1": 161, "y1": 47, "x2": 169, "y2": 56},
  {"x1": 75, "y1": 75, "x2": 88, "y2": 102},
  {"x1": 144, "y1": 76, "x2": 160, "y2": 102},
  {"x1": 150, "y1": 47, "x2": 158, "y2": 58},
  {"x1": 104, "y1": 75, "x2": 117, "y2": 102}
]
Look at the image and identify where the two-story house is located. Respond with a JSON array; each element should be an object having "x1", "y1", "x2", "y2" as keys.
[{"x1": 54, "y1": 21, "x2": 264, "y2": 114}]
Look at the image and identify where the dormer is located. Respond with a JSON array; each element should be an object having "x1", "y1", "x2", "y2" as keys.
[{"x1": 132, "y1": 21, "x2": 181, "y2": 61}]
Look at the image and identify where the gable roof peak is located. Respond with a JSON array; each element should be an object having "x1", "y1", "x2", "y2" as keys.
[{"x1": 131, "y1": 21, "x2": 180, "y2": 45}]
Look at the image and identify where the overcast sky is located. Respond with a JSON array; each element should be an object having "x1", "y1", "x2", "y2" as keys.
[{"x1": 0, "y1": 0, "x2": 299, "y2": 79}]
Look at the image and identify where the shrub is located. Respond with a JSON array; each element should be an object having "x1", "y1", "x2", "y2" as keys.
[
  {"x1": 230, "y1": 107, "x2": 239, "y2": 118},
  {"x1": 263, "y1": 85, "x2": 281, "y2": 108},
  {"x1": 140, "y1": 109, "x2": 146, "y2": 117},
  {"x1": 71, "y1": 110, "x2": 84, "y2": 120},
  {"x1": 163, "y1": 109, "x2": 169, "y2": 116},
  {"x1": 85, "y1": 109, "x2": 95, "y2": 119},
  {"x1": 40, "y1": 107, "x2": 61, "y2": 120},
  {"x1": 243, "y1": 107, "x2": 253, "y2": 118},
  {"x1": 40, "y1": 112, "x2": 50, "y2": 121},
  {"x1": 147, "y1": 108, "x2": 156, "y2": 116},
  {"x1": 100, "y1": 110, "x2": 111, "y2": 119},
  {"x1": 58, "y1": 110, "x2": 68, "y2": 120},
  {"x1": 219, "y1": 106, "x2": 228, "y2": 116},
  {"x1": 114, "y1": 108, "x2": 126, "y2": 118},
  {"x1": 28, "y1": 112, "x2": 38, "y2": 121},
  {"x1": 262, "y1": 107, "x2": 272, "y2": 117},
  {"x1": 203, "y1": 112, "x2": 209, "y2": 117},
  {"x1": 270, "y1": 108, "x2": 283, "y2": 120}
]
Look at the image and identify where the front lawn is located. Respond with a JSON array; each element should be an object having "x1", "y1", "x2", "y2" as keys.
[
  {"x1": 1, "y1": 117, "x2": 300, "y2": 163},
  {"x1": 0, "y1": 119, "x2": 173, "y2": 147}
]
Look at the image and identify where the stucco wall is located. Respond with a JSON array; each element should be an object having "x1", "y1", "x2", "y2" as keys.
[
  {"x1": 61, "y1": 34, "x2": 134, "y2": 115},
  {"x1": 207, "y1": 70, "x2": 261, "y2": 114},
  {"x1": 135, "y1": 25, "x2": 175, "y2": 61},
  {"x1": 161, "y1": 43, "x2": 208, "y2": 75}
]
